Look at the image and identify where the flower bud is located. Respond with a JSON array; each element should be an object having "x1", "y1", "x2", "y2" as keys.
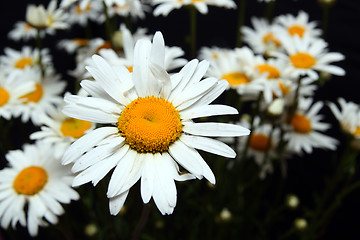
[
  {"x1": 294, "y1": 218, "x2": 307, "y2": 230},
  {"x1": 26, "y1": 4, "x2": 49, "y2": 29},
  {"x1": 286, "y1": 194, "x2": 300, "y2": 209}
]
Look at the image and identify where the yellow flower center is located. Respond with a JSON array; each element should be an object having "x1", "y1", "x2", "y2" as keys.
[
  {"x1": 24, "y1": 23, "x2": 33, "y2": 31},
  {"x1": 222, "y1": 72, "x2": 250, "y2": 86},
  {"x1": 14, "y1": 57, "x2": 33, "y2": 69},
  {"x1": 75, "y1": 3, "x2": 91, "y2": 14},
  {"x1": 126, "y1": 66, "x2": 133, "y2": 73},
  {"x1": 353, "y1": 126, "x2": 360, "y2": 137},
  {"x1": 20, "y1": 83, "x2": 43, "y2": 103},
  {"x1": 288, "y1": 25, "x2": 306, "y2": 37},
  {"x1": 60, "y1": 118, "x2": 93, "y2": 138},
  {"x1": 95, "y1": 41, "x2": 112, "y2": 53},
  {"x1": 13, "y1": 166, "x2": 48, "y2": 195},
  {"x1": 249, "y1": 133, "x2": 271, "y2": 151},
  {"x1": 256, "y1": 64, "x2": 280, "y2": 79},
  {"x1": 290, "y1": 52, "x2": 316, "y2": 69},
  {"x1": 117, "y1": 96, "x2": 183, "y2": 153},
  {"x1": 278, "y1": 80, "x2": 291, "y2": 96},
  {"x1": 73, "y1": 38, "x2": 89, "y2": 46},
  {"x1": 291, "y1": 113, "x2": 312, "y2": 133},
  {"x1": 262, "y1": 33, "x2": 281, "y2": 47},
  {"x1": 0, "y1": 87, "x2": 10, "y2": 107}
]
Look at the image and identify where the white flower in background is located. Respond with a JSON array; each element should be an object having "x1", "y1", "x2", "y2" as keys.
[
  {"x1": 13, "y1": 69, "x2": 66, "y2": 125},
  {"x1": 66, "y1": 0, "x2": 103, "y2": 26},
  {"x1": 0, "y1": 142, "x2": 79, "y2": 237},
  {"x1": 284, "y1": 98, "x2": 338, "y2": 154},
  {"x1": 328, "y1": 98, "x2": 360, "y2": 138},
  {"x1": 30, "y1": 92, "x2": 96, "y2": 159},
  {"x1": 107, "y1": 0, "x2": 149, "y2": 19},
  {"x1": 57, "y1": 38, "x2": 90, "y2": 54},
  {"x1": 62, "y1": 32, "x2": 250, "y2": 215},
  {"x1": 274, "y1": 10, "x2": 322, "y2": 40},
  {"x1": 0, "y1": 71, "x2": 35, "y2": 120},
  {"x1": 204, "y1": 47, "x2": 264, "y2": 100},
  {"x1": 152, "y1": 0, "x2": 237, "y2": 16},
  {"x1": 198, "y1": 46, "x2": 230, "y2": 65},
  {"x1": 241, "y1": 17, "x2": 283, "y2": 55},
  {"x1": 271, "y1": 34, "x2": 345, "y2": 80},
  {"x1": 26, "y1": 0, "x2": 69, "y2": 32},
  {"x1": 7, "y1": 21, "x2": 40, "y2": 42},
  {"x1": 0, "y1": 46, "x2": 52, "y2": 74}
]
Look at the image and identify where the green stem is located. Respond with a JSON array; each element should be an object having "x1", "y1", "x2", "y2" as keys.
[
  {"x1": 264, "y1": 1, "x2": 276, "y2": 22},
  {"x1": 189, "y1": 6, "x2": 197, "y2": 59},
  {"x1": 36, "y1": 29, "x2": 45, "y2": 77},
  {"x1": 102, "y1": 0, "x2": 114, "y2": 48},
  {"x1": 132, "y1": 204, "x2": 152, "y2": 240},
  {"x1": 236, "y1": 0, "x2": 247, "y2": 47}
]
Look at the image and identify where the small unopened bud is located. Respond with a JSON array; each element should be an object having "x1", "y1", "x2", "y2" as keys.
[
  {"x1": 112, "y1": 31, "x2": 124, "y2": 50},
  {"x1": 294, "y1": 218, "x2": 307, "y2": 230},
  {"x1": 26, "y1": 4, "x2": 49, "y2": 29},
  {"x1": 268, "y1": 98, "x2": 285, "y2": 116},
  {"x1": 219, "y1": 208, "x2": 232, "y2": 222},
  {"x1": 286, "y1": 194, "x2": 299, "y2": 209},
  {"x1": 84, "y1": 223, "x2": 98, "y2": 237}
]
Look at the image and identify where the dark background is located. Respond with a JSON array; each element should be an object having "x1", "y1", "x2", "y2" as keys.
[{"x1": 1, "y1": 1, "x2": 360, "y2": 239}]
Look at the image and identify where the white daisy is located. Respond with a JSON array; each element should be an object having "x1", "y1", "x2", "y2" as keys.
[
  {"x1": 0, "y1": 142, "x2": 79, "y2": 237},
  {"x1": 26, "y1": 0, "x2": 69, "y2": 33},
  {"x1": 57, "y1": 38, "x2": 90, "y2": 54},
  {"x1": 284, "y1": 97, "x2": 338, "y2": 154},
  {"x1": 0, "y1": 70, "x2": 35, "y2": 120},
  {"x1": 62, "y1": 32, "x2": 250, "y2": 215},
  {"x1": 204, "y1": 47, "x2": 264, "y2": 100},
  {"x1": 30, "y1": 93, "x2": 96, "y2": 159},
  {"x1": 328, "y1": 98, "x2": 360, "y2": 138},
  {"x1": 271, "y1": 34, "x2": 345, "y2": 80},
  {"x1": 66, "y1": 0, "x2": 103, "y2": 26},
  {"x1": 152, "y1": 0, "x2": 237, "y2": 16},
  {"x1": 0, "y1": 46, "x2": 52, "y2": 74},
  {"x1": 274, "y1": 10, "x2": 322, "y2": 40},
  {"x1": 13, "y1": 69, "x2": 66, "y2": 125},
  {"x1": 241, "y1": 17, "x2": 283, "y2": 55},
  {"x1": 107, "y1": 0, "x2": 149, "y2": 19},
  {"x1": 7, "y1": 21, "x2": 40, "y2": 42}
]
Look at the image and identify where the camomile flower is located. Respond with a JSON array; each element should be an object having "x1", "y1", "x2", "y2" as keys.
[
  {"x1": 26, "y1": 0, "x2": 69, "y2": 33},
  {"x1": 13, "y1": 69, "x2": 66, "y2": 125},
  {"x1": 57, "y1": 38, "x2": 90, "y2": 54},
  {"x1": 0, "y1": 142, "x2": 79, "y2": 237},
  {"x1": 0, "y1": 70, "x2": 35, "y2": 120},
  {"x1": 107, "y1": 0, "x2": 149, "y2": 19},
  {"x1": 237, "y1": 117, "x2": 281, "y2": 179},
  {"x1": 0, "y1": 46, "x2": 52, "y2": 74},
  {"x1": 198, "y1": 46, "x2": 230, "y2": 66},
  {"x1": 273, "y1": 10, "x2": 322, "y2": 40},
  {"x1": 328, "y1": 98, "x2": 360, "y2": 138},
  {"x1": 241, "y1": 17, "x2": 283, "y2": 56},
  {"x1": 66, "y1": 0, "x2": 103, "y2": 26},
  {"x1": 62, "y1": 32, "x2": 250, "y2": 215},
  {"x1": 204, "y1": 47, "x2": 264, "y2": 100},
  {"x1": 152, "y1": 0, "x2": 237, "y2": 16},
  {"x1": 30, "y1": 92, "x2": 96, "y2": 159},
  {"x1": 7, "y1": 21, "x2": 40, "y2": 42},
  {"x1": 271, "y1": 34, "x2": 345, "y2": 80},
  {"x1": 284, "y1": 97, "x2": 338, "y2": 154}
]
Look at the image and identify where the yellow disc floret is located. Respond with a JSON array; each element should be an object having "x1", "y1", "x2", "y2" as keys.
[
  {"x1": 61, "y1": 118, "x2": 93, "y2": 138},
  {"x1": 13, "y1": 166, "x2": 48, "y2": 195},
  {"x1": 222, "y1": 72, "x2": 250, "y2": 86},
  {"x1": 291, "y1": 113, "x2": 312, "y2": 133},
  {"x1": 249, "y1": 133, "x2": 271, "y2": 151},
  {"x1": 14, "y1": 57, "x2": 33, "y2": 69},
  {"x1": 117, "y1": 96, "x2": 183, "y2": 153},
  {"x1": 290, "y1": 52, "x2": 316, "y2": 69},
  {"x1": 262, "y1": 33, "x2": 281, "y2": 47},
  {"x1": 0, "y1": 87, "x2": 10, "y2": 107},
  {"x1": 288, "y1": 25, "x2": 306, "y2": 37},
  {"x1": 20, "y1": 83, "x2": 43, "y2": 103},
  {"x1": 256, "y1": 64, "x2": 280, "y2": 79}
]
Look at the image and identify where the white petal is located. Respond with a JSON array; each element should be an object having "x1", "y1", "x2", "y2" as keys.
[
  {"x1": 109, "y1": 190, "x2": 129, "y2": 215},
  {"x1": 183, "y1": 122, "x2": 251, "y2": 137},
  {"x1": 140, "y1": 153, "x2": 156, "y2": 204},
  {"x1": 180, "y1": 104, "x2": 238, "y2": 120}
]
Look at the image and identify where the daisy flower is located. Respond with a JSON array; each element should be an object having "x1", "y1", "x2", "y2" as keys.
[
  {"x1": 30, "y1": 92, "x2": 96, "y2": 159},
  {"x1": 0, "y1": 46, "x2": 52, "y2": 74},
  {"x1": 57, "y1": 38, "x2": 90, "y2": 54},
  {"x1": 107, "y1": 0, "x2": 149, "y2": 19},
  {"x1": 0, "y1": 142, "x2": 79, "y2": 237},
  {"x1": 274, "y1": 10, "x2": 322, "y2": 40},
  {"x1": 26, "y1": 0, "x2": 69, "y2": 33},
  {"x1": 13, "y1": 69, "x2": 66, "y2": 125},
  {"x1": 284, "y1": 97, "x2": 338, "y2": 154},
  {"x1": 241, "y1": 17, "x2": 283, "y2": 55},
  {"x1": 204, "y1": 47, "x2": 264, "y2": 100},
  {"x1": 0, "y1": 70, "x2": 35, "y2": 120},
  {"x1": 271, "y1": 34, "x2": 345, "y2": 80},
  {"x1": 328, "y1": 98, "x2": 360, "y2": 138},
  {"x1": 7, "y1": 21, "x2": 39, "y2": 42},
  {"x1": 66, "y1": 0, "x2": 103, "y2": 26},
  {"x1": 62, "y1": 32, "x2": 250, "y2": 215},
  {"x1": 152, "y1": 0, "x2": 237, "y2": 16}
]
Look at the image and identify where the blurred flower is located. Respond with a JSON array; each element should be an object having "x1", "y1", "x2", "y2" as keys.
[
  {"x1": 107, "y1": 0, "x2": 149, "y2": 19},
  {"x1": 285, "y1": 98, "x2": 338, "y2": 154},
  {"x1": 0, "y1": 142, "x2": 79, "y2": 237},
  {"x1": 7, "y1": 21, "x2": 40, "y2": 42},
  {"x1": 66, "y1": 0, "x2": 104, "y2": 26},
  {"x1": 294, "y1": 218, "x2": 308, "y2": 230},
  {"x1": 62, "y1": 32, "x2": 250, "y2": 215},
  {"x1": 285, "y1": 194, "x2": 300, "y2": 209},
  {"x1": 152, "y1": 0, "x2": 237, "y2": 16},
  {"x1": 271, "y1": 34, "x2": 345, "y2": 80}
]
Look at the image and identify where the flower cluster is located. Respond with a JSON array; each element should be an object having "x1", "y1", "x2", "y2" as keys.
[{"x1": 0, "y1": 0, "x2": 358, "y2": 239}]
